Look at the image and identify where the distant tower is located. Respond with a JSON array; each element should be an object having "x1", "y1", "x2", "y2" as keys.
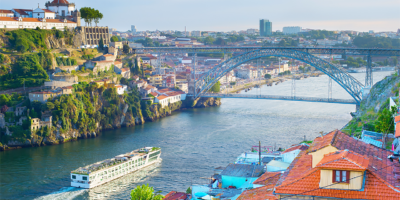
[
  {"x1": 131, "y1": 25, "x2": 137, "y2": 34},
  {"x1": 72, "y1": 9, "x2": 81, "y2": 26},
  {"x1": 259, "y1": 19, "x2": 272, "y2": 36}
]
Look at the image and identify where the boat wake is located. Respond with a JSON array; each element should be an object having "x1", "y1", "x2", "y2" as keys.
[{"x1": 34, "y1": 187, "x2": 87, "y2": 200}]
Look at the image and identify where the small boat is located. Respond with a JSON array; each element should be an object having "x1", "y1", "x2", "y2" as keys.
[{"x1": 275, "y1": 82, "x2": 279, "y2": 85}]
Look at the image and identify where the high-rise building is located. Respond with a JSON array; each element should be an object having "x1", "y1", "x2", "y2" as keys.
[
  {"x1": 283, "y1": 26, "x2": 302, "y2": 35},
  {"x1": 131, "y1": 25, "x2": 137, "y2": 34},
  {"x1": 259, "y1": 19, "x2": 272, "y2": 36}
]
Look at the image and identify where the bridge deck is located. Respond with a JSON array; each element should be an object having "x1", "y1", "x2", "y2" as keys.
[{"x1": 190, "y1": 93, "x2": 358, "y2": 105}]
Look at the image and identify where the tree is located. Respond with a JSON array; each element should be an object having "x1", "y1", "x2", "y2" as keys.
[
  {"x1": 203, "y1": 36, "x2": 215, "y2": 45},
  {"x1": 214, "y1": 37, "x2": 226, "y2": 45},
  {"x1": 98, "y1": 37, "x2": 104, "y2": 50},
  {"x1": 375, "y1": 106, "x2": 396, "y2": 148},
  {"x1": 264, "y1": 74, "x2": 271, "y2": 79},
  {"x1": 80, "y1": 7, "x2": 103, "y2": 27},
  {"x1": 130, "y1": 184, "x2": 163, "y2": 200},
  {"x1": 209, "y1": 81, "x2": 221, "y2": 93},
  {"x1": 123, "y1": 44, "x2": 130, "y2": 54},
  {"x1": 110, "y1": 36, "x2": 119, "y2": 42}
]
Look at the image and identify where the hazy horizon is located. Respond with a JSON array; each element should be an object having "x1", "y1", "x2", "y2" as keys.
[{"x1": 3, "y1": 0, "x2": 400, "y2": 32}]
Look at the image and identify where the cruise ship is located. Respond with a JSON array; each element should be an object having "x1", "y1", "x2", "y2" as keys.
[{"x1": 71, "y1": 147, "x2": 162, "y2": 189}]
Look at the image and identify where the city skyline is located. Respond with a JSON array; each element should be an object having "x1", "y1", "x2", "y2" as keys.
[{"x1": 2, "y1": 0, "x2": 399, "y2": 32}]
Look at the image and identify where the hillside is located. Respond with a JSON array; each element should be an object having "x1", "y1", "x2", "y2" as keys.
[{"x1": 342, "y1": 72, "x2": 399, "y2": 137}]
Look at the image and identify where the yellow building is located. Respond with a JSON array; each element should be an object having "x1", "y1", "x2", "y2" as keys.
[{"x1": 148, "y1": 75, "x2": 163, "y2": 87}]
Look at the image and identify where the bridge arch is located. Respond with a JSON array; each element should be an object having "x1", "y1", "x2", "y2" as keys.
[{"x1": 194, "y1": 49, "x2": 364, "y2": 103}]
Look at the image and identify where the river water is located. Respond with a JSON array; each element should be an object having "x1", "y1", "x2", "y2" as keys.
[{"x1": 0, "y1": 71, "x2": 393, "y2": 200}]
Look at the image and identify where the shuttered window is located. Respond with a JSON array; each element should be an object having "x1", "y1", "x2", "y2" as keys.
[{"x1": 332, "y1": 170, "x2": 350, "y2": 183}]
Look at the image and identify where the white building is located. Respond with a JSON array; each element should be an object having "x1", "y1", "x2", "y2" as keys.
[
  {"x1": 191, "y1": 30, "x2": 202, "y2": 37},
  {"x1": 0, "y1": 17, "x2": 77, "y2": 30},
  {"x1": 0, "y1": 10, "x2": 14, "y2": 17},
  {"x1": 115, "y1": 84, "x2": 128, "y2": 95},
  {"x1": 283, "y1": 26, "x2": 302, "y2": 35},
  {"x1": 237, "y1": 68, "x2": 258, "y2": 79},
  {"x1": 45, "y1": 0, "x2": 75, "y2": 18},
  {"x1": 33, "y1": 8, "x2": 55, "y2": 19},
  {"x1": 131, "y1": 25, "x2": 136, "y2": 34},
  {"x1": 154, "y1": 89, "x2": 186, "y2": 108}
]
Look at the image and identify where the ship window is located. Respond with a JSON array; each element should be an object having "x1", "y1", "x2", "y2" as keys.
[
  {"x1": 82, "y1": 176, "x2": 87, "y2": 181},
  {"x1": 72, "y1": 175, "x2": 76, "y2": 179}
]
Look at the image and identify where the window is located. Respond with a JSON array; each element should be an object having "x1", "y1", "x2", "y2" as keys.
[
  {"x1": 332, "y1": 170, "x2": 349, "y2": 183},
  {"x1": 82, "y1": 176, "x2": 87, "y2": 181},
  {"x1": 72, "y1": 175, "x2": 76, "y2": 179}
]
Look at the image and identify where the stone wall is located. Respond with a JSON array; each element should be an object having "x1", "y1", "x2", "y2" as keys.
[{"x1": 76, "y1": 26, "x2": 110, "y2": 46}]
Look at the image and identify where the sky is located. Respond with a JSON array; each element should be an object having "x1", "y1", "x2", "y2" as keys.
[{"x1": 3, "y1": 0, "x2": 400, "y2": 32}]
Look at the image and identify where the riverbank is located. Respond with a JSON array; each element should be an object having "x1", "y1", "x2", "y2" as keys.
[{"x1": 0, "y1": 96, "x2": 221, "y2": 151}]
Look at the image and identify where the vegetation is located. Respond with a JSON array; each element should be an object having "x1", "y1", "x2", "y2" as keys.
[
  {"x1": 5, "y1": 29, "x2": 74, "y2": 52},
  {"x1": 339, "y1": 56, "x2": 367, "y2": 68},
  {"x1": 56, "y1": 57, "x2": 78, "y2": 66},
  {"x1": 353, "y1": 35, "x2": 400, "y2": 48},
  {"x1": 277, "y1": 38, "x2": 298, "y2": 47},
  {"x1": 0, "y1": 53, "x2": 50, "y2": 90},
  {"x1": 209, "y1": 81, "x2": 221, "y2": 93},
  {"x1": 80, "y1": 7, "x2": 103, "y2": 26},
  {"x1": 278, "y1": 70, "x2": 291, "y2": 76},
  {"x1": 110, "y1": 36, "x2": 119, "y2": 42},
  {"x1": 123, "y1": 44, "x2": 130, "y2": 54},
  {"x1": 130, "y1": 184, "x2": 163, "y2": 200},
  {"x1": 299, "y1": 30, "x2": 336, "y2": 39},
  {"x1": 264, "y1": 74, "x2": 272, "y2": 79}
]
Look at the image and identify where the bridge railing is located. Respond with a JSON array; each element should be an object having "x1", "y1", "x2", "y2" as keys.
[{"x1": 197, "y1": 93, "x2": 357, "y2": 104}]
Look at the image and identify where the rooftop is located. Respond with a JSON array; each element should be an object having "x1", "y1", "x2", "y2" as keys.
[
  {"x1": 316, "y1": 150, "x2": 370, "y2": 170},
  {"x1": 164, "y1": 191, "x2": 188, "y2": 200},
  {"x1": 220, "y1": 164, "x2": 264, "y2": 177}
]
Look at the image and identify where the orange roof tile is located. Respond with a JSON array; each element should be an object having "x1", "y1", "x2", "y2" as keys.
[
  {"x1": 253, "y1": 172, "x2": 281, "y2": 186},
  {"x1": 157, "y1": 95, "x2": 168, "y2": 100},
  {"x1": 308, "y1": 130, "x2": 337, "y2": 152},
  {"x1": 114, "y1": 61, "x2": 122, "y2": 65},
  {"x1": 396, "y1": 123, "x2": 400, "y2": 138},
  {"x1": 275, "y1": 168, "x2": 400, "y2": 199},
  {"x1": 150, "y1": 92, "x2": 158, "y2": 97},
  {"x1": 0, "y1": 17, "x2": 17, "y2": 21},
  {"x1": 316, "y1": 150, "x2": 369, "y2": 171},
  {"x1": 282, "y1": 144, "x2": 309, "y2": 154},
  {"x1": 237, "y1": 185, "x2": 278, "y2": 200},
  {"x1": 395, "y1": 115, "x2": 400, "y2": 123}
]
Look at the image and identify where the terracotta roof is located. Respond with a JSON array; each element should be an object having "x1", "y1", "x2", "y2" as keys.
[
  {"x1": 0, "y1": 17, "x2": 17, "y2": 21},
  {"x1": 282, "y1": 144, "x2": 309, "y2": 154},
  {"x1": 395, "y1": 115, "x2": 400, "y2": 122},
  {"x1": 50, "y1": 0, "x2": 70, "y2": 4},
  {"x1": 94, "y1": 60, "x2": 113, "y2": 63},
  {"x1": 61, "y1": 86, "x2": 74, "y2": 89},
  {"x1": 164, "y1": 191, "x2": 188, "y2": 200},
  {"x1": 120, "y1": 68, "x2": 130, "y2": 72},
  {"x1": 150, "y1": 92, "x2": 158, "y2": 97},
  {"x1": 275, "y1": 168, "x2": 400, "y2": 199},
  {"x1": 13, "y1": 9, "x2": 32, "y2": 16},
  {"x1": 157, "y1": 95, "x2": 168, "y2": 100},
  {"x1": 274, "y1": 130, "x2": 400, "y2": 199},
  {"x1": 103, "y1": 54, "x2": 114, "y2": 57},
  {"x1": 0, "y1": 10, "x2": 13, "y2": 14},
  {"x1": 316, "y1": 150, "x2": 369, "y2": 170},
  {"x1": 114, "y1": 61, "x2": 122, "y2": 65},
  {"x1": 237, "y1": 185, "x2": 278, "y2": 200},
  {"x1": 253, "y1": 172, "x2": 281, "y2": 186},
  {"x1": 20, "y1": 18, "x2": 41, "y2": 22}
]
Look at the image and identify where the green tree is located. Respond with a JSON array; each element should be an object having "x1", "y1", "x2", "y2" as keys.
[
  {"x1": 264, "y1": 74, "x2": 271, "y2": 79},
  {"x1": 130, "y1": 184, "x2": 163, "y2": 200},
  {"x1": 375, "y1": 106, "x2": 396, "y2": 148},
  {"x1": 123, "y1": 44, "x2": 130, "y2": 54},
  {"x1": 209, "y1": 81, "x2": 221, "y2": 93},
  {"x1": 98, "y1": 37, "x2": 104, "y2": 50},
  {"x1": 135, "y1": 38, "x2": 154, "y2": 47},
  {"x1": 110, "y1": 36, "x2": 119, "y2": 42},
  {"x1": 186, "y1": 187, "x2": 192, "y2": 194},
  {"x1": 214, "y1": 37, "x2": 226, "y2": 45},
  {"x1": 203, "y1": 36, "x2": 215, "y2": 45}
]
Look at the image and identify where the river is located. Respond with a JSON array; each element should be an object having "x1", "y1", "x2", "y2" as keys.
[{"x1": 0, "y1": 71, "x2": 393, "y2": 200}]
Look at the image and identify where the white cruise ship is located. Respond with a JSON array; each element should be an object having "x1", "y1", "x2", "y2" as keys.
[{"x1": 71, "y1": 147, "x2": 162, "y2": 189}]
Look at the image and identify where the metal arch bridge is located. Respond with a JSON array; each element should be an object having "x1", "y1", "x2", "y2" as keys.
[{"x1": 133, "y1": 47, "x2": 400, "y2": 105}]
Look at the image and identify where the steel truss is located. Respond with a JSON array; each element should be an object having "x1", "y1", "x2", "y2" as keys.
[{"x1": 193, "y1": 49, "x2": 364, "y2": 104}]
